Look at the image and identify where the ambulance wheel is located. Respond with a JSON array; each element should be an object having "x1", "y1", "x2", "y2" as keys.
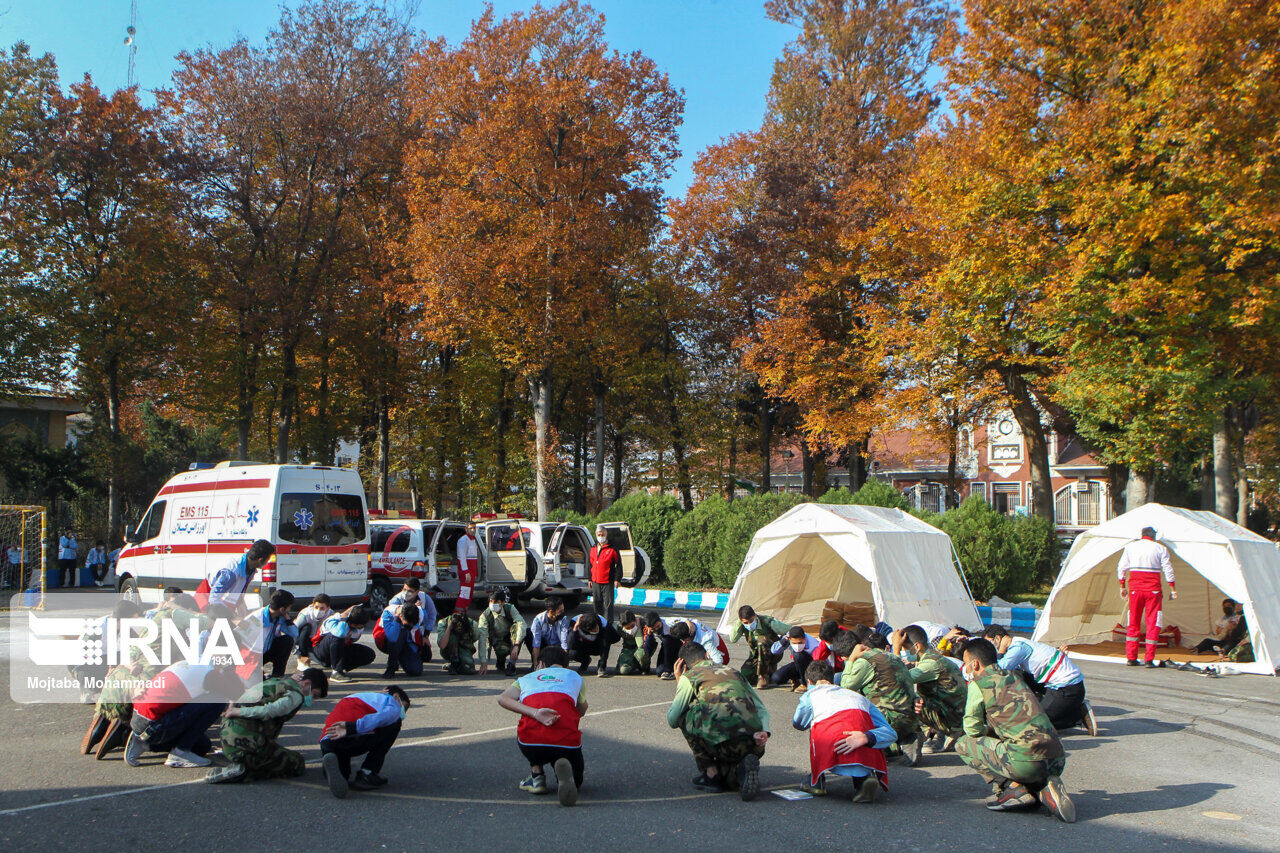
[
  {"x1": 119, "y1": 576, "x2": 139, "y2": 603},
  {"x1": 370, "y1": 578, "x2": 393, "y2": 613}
]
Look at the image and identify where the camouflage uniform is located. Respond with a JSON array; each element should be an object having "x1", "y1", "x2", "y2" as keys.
[
  {"x1": 613, "y1": 624, "x2": 649, "y2": 675},
  {"x1": 841, "y1": 647, "x2": 920, "y2": 741},
  {"x1": 437, "y1": 614, "x2": 479, "y2": 674},
  {"x1": 671, "y1": 661, "x2": 768, "y2": 773},
  {"x1": 219, "y1": 677, "x2": 308, "y2": 780},
  {"x1": 956, "y1": 666, "x2": 1065, "y2": 790},
  {"x1": 910, "y1": 648, "x2": 967, "y2": 735},
  {"x1": 478, "y1": 604, "x2": 527, "y2": 666},
  {"x1": 727, "y1": 615, "x2": 789, "y2": 684}
]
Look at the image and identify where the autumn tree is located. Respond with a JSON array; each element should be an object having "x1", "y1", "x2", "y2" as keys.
[{"x1": 403, "y1": 1, "x2": 683, "y2": 519}]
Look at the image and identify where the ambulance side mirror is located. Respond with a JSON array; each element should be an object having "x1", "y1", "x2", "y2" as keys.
[{"x1": 125, "y1": 525, "x2": 142, "y2": 544}]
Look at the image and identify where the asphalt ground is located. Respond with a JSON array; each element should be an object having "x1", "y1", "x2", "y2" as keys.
[{"x1": 2, "y1": 606, "x2": 1279, "y2": 852}]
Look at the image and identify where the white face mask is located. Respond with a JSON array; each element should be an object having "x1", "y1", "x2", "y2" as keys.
[
  {"x1": 790, "y1": 643, "x2": 805, "y2": 655},
  {"x1": 489, "y1": 603, "x2": 502, "y2": 613},
  {"x1": 626, "y1": 625, "x2": 640, "y2": 636},
  {"x1": 744, "y1": 620, "x2": 759, "y2": 632},
  {"x1": 596, "y1": 534, "x2": 607, "y2": 544}
]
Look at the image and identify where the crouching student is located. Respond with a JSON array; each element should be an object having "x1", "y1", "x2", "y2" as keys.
[
  {"x1": 437, "y1": 604, "x2": 481, "y2": 674},
  {"x1": 613, "y1": 610, "x2": 649, "y2": 675},
  {"x1": 389, "y1": 579, "x2": 438, "y2": 662},
  {"x1": 770, "y1": 626, "x2": 821, "y2": 693},
  {"x1": 728, "y1": 605, "x2": 789, "y2": 688},
  {"x1": 248, "y1": 590, "x2": 299, "y2": 679},
  {"x1": 479, "y1": 588, "x2": 527, "y2": 677},
  {"x1": 311, "y1": 606, "x2": 376, "y2": 683},
  {"x1": 320, "y1": 685, "x2": 411, "y2": 799},
  {"x1": 667, "y1": 641, "x2": 770, "y2": 801},
  {"x1": 793, "y1": 661, "x2": 894, "y2": 803},
  {"x1": 957, "y1": 639, "x2": 1075, "y2": 823},
  {"x1": 643, "y1": 612, "x2": 683, "y2": 680},
  {"x1": 498, "y1": 646, "x2": 587, "y2": 807},
  {"x1": 568, "y1": 612, "x2": 621, "y2": 677},
  {"x1": 900, "y1": 624, "x2": 967, "y2": 755},
  {"x1": 374, "y1": 603, "x2": 423, "y2": 678},
  {"x1": 208, "y1": 668, "x2": 329, "y2": 784},
  {"x1": 837, "y1": 628, "x2": 923, "y2": 766},
  {"x1": 293, "y1": 594, "x2": 332, "y2": 668},
  {"x1": 125, "y1": 662, "x2": 244, "y2": 768}
]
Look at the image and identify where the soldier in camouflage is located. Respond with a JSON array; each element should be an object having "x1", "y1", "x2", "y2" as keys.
[
  {"x1": 957, "y1": 638, "x2": 1075, "y2": 823},
  {"x1": 437, "y1": 608, "x2": 480, "y2": 674},
  {"x1": 667, "y1": 641, "x2": 771, "y2": 801},
  {"x1": 836, "y1": 628, "x2": 923, "y2": 765},
  {"x1": 206, "y1": 668, "x2": 330, "y2": 784},
  {"x1": 613, "y1": 611, "x2": 649, "y2": 675},
  {"x1": 726, "y1": 605, "x2": 790, "y2": 687},
  {"x1": 478, "y1": 588, "x2": 527, "y2": 677},
  {"x1": 900, "y1": 624, "x2": 967, "y2": 754}
]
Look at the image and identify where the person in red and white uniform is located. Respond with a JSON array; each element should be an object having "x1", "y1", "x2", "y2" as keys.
[
  {"x1": 319, "y1": 686, "x2": 410, "y2": 798},
  {"x1": 1118, "y1": 526, "x2": 1177, "y2": 666},
  {"x1": 125, "y1": 662, "x2": 244, "y2": 769},
  {"x1": 498, "y1": 646, "x2": 588, "y2": 807},
  {"x1": 792, "y1": 660, "x2": 895, "y2": 802},
  {"x1": 455, "y1": 523, "x2": 480, "y2": 615}
]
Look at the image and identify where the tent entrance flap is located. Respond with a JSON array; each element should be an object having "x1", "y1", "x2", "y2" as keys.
[{"x1": 735, "y1": 534, "x2": 874, "y2": 629}]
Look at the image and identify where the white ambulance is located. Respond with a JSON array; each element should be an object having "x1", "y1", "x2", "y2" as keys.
[{"x1": 115, "y1": 462, "x2": 370, "y2": 608}]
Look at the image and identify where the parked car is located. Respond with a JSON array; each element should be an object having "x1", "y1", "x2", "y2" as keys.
[{"x1": 117, "y1": 462, "x2": 370, "y2": 608}]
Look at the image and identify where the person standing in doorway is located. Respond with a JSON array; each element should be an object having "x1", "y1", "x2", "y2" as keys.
[
  {"x1": 456, "y1": 522, "x2": 481, "y2": 615},
  {"x1": 1118, "y1": 526, "x2": 1177, "y2": 667}
]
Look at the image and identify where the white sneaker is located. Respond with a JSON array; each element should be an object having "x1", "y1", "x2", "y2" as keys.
[
  {"x1": 124, "y1": 731, "x2": 150, "y2": 767},
  {"x1": 165, "y1": 747, "x2": 211, "y2": 768}
]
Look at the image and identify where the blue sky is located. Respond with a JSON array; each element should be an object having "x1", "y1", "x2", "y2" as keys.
[{"x1": 1, "y1": 1, "x2": 796, "y2": 197}]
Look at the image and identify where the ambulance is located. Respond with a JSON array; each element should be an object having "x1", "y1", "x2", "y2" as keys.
[{"x1": 115, "y1": 462, "x2": 370, "y2": 608}]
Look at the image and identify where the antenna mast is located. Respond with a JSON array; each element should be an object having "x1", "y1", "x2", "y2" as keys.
[{"x1": 124, "y1": 0, "x2": 138, "y2": 88}]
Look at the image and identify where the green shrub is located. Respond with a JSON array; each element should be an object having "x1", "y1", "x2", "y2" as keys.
[
  {"x1": 597, "y1": 492, "x2": 684, "y2": 583},
  {"x1": 665, "y1": 495, "x2": 729, "y2": 588},
  {"x1": 932, "y1": 496, "x2": 1059, "y2": 600},
  {"x1": 819, "y1": 479, "x2": 910, "y2": 510},
  {"x1": 708, "y1": 492, "x2": 805, "y2": 587}
]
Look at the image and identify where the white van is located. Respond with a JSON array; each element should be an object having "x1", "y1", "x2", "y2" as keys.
[{"x1": 116, "y1": 462, "x2": 370, "y2": 608}]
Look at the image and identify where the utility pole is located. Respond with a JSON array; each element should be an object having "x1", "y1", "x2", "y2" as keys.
[{"x1": 125, "y1": 1, "x2": 138, "y2": 88}]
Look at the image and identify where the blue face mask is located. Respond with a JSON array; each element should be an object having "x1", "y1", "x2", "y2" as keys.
[
  {"x1": 900, "y1": 650, "x2": 918, "y2": 663},
  {"x1": 398, "y1": 703, "x2": 407, "y2": 721},
  {"x1": 303, "y1": 693, "x2": 314, "y2": 708}
]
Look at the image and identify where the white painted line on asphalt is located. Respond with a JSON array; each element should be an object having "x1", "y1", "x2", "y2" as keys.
[{"x1": 0, "y1": 699, "x2": 673, "y2": 818}]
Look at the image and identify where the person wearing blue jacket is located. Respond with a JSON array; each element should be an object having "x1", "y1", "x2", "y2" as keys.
[
  {"x1": 320, "y1": 686, "x2": 411, "y2": 798},
  {"x1": 312, "y1": 607, "x2": 376, "y2": 683},
  {"x1": 249, "y1": 590, "x2": 300, "y2": 679},
  {"x1": 377, "y1": 603, "x2": 424, "y2": 678}
]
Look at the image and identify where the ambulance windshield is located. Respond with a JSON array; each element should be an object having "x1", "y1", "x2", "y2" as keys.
[{"x1": 278, "y1": 493, "x2": 367, "y2": 547}]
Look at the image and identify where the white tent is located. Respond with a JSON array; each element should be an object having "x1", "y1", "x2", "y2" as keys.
[
  {"x1": 1033, "y1": 503, "x2": 1280, "y2": 675},
  {"x1": 715, "y1": 503, "x2": 982, "y2": 636}
]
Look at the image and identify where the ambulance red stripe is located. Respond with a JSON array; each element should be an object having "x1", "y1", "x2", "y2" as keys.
[{"x1": 157, "y1": 478, "x2": 272, "y2": 496}]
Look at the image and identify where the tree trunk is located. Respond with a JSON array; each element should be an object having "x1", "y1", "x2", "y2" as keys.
[
  {"x1": 529, "y1": 371, "x2": 553, "y2": 521},
  {"x1": 236, "y1": 388, "x2": 254, "y2": 460},
  {"x1": 572, "y1": 431, "x2": 584, "y2": 514},
  {"x1": 493, "y1": 369, "x2": 510, "y2": 508},
  {"x1": 613, "y1": 431, "x2": 625, "y2": 502},
  {"x1": 1213, "y1": 409, "x2": 1234, "y2": 519},
  {"x1": 105, "y1": 360, "x2": 122, "y2": 544},
  {"x1": 800, "y1": 437, "x2": 816, "y2": 497},
  {"x1": 759, "y1": 401, "x2": 773, "y2": 492},
  {"x1": 946, "y1": 428, "x2": 959, "y2": 507},
  {"x1": 316, "y1": 329, "x2": 332, "y2": 464},
  {"x1": 1002, "y1": 370, "x2": 1054, "y2": 520},
  {"x1": 663, "y1": 375, "x2": 694, "y2": 510},
  {"x1": 1106, "y1": 464, "x2": 1128, "y2": 519},
  {"x1": 376, "y1": 388, "x2": 390, "y2": 512},
  {"x1": 276, "y1": 343, "x2": 297, "y2": 463},
  {"x1": 656, "y1": 448, "x2": 665, "y2": 494},
  {"x1": 725, "y1": 430, "x2": 738, "y2": 500},
  {"x1": 594, "y1": 384, "x2": 607, "y2": 510},
  {"x1": 849, "y1": 438, "x2": 869, "y2": 490},
  {"x1": 1200, "y1": 456, "x2": 1215, "y2": 511},
  {"x1": 1126, "y1": 467, "x2": 1152, "y2": 511},
  {"x1": 1237, "y1": 431, "x2": 1249, "y2": 527}
]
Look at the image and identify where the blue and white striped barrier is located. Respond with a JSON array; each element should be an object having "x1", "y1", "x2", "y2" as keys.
[
  {"x1": 613, "y1": 587, "x2": 730, "y2": 612},
  {"x1": 977, "y1": 605, "x2": 1042, "y2": 632}
]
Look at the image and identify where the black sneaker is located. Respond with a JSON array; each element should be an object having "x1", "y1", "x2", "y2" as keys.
[
  {"x1": 360, "y1": 770, "x2": 388, "y2": 787},
  {"x1": 381, "y1": 667, "x2": 396, "y2": 679},
  {"x1": 504, "y1": 660, "x2": 517, "y2": 677},
  {"x1": 738, "y1": 754, "x2": 760, "y2": 802},
  {"x1": 852, "y1": 774, "x2": 880, "y2": 804},
  {"x1": 692, "y1": 773, "x2": 726, "y2": 793},
  {"x1": 323, "y1": 753, "x2": 348, "y2": 799},
  {"x1": 1126, "y1": 659, "x2": 1140, "y2": 667},
  {"x1": 1144, "y1": 660, "x2": 1158, "y2": 668},
  {"x1": 988, "y1": 783, "x2": 1037, "y2": 811},
  {"x1": 351, "y1": 770, "x2": 382, "y2": 791},
  {"x1": 422, "y1": 645, "x2": 433, "y2": 663}
]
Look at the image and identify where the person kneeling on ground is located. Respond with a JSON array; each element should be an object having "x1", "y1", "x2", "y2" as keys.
[
  {"x1": 771, "y1": 626, "x2": 820, "y2": 693},
  {"x1": 613, "y1": 610, "x2": 649, "y2": 675},
  {"x1": 836, "y1": 628, "x2": 923, "y2": 766},
  {"x1": 479, "y1": 588, "x2": 527, "y2": 677},
  {"x1": 983, "y1": 625, "x2": 1095, "y2": 736},
  {"x1": 320, "y1": 685, "x2": 410, "y2": 799},
  {"x1": 957, "y1": 638, "x2": 1075, "y2": 823},
  {"x1": 375, "y1": 603, "x2": 424, "y2": 678},
  {"x1": 437, "y1": 604, "x2": 482, "y2": 674},
  {"x1": 498, "y1": 646, "x2": 587, "y2": 807},
  {"x1": 311, "y1": 606, "x2": 376, "y2": 683},
  {"x1": 567, "y1": 612, "x2": 621, "y2": 677},
  {"x1": 388, "y1": 578, "x2": 438, "y2": 663},
  {"x1": 643, "y1": 612, "x2": 684, "y2": 680},
  {"x1": 793, "y1": 661, "x2": 894, "y2": 803},
  {"x1": 293, "y1": 593, "x2": 332, "y2": 669},
  {"x1": 248, "y1": 590, "x2": 299, "y2": 680},
  {"x1": 126, "y1": 662, "x2": 245, "y2": 769},
  {"x1": 727, "y1": 605, "x2": 790, "y2": 688},
  {"x1": 667, "y1": 641, "x2": 770, "y2": 801},
  {"x1": 900, "y1": 624, "x2": 968, "y2": 754},
  {"x1": 208, "y1": 668, "x2": 329, "y2": 784}
]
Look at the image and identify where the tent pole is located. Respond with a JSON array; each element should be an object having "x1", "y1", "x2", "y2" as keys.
[{"x1": 951, "y1": 541, "x2": 978, "y2": 612}]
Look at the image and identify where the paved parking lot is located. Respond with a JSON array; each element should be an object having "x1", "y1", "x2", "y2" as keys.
[{"x1": 2, "y1": 606, "x2": 1278, "y2": 851}]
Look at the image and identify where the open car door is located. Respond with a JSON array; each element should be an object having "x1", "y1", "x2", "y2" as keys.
[
  {"x1": 480, "y1": 520, "x2": 527, "y2": 585},
  {"x1": 542, "y1": 522, "x2": 569, "y2": 586},
  {"x1": 599, "y1": 522, "x2": 648, "y2": 586}
]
